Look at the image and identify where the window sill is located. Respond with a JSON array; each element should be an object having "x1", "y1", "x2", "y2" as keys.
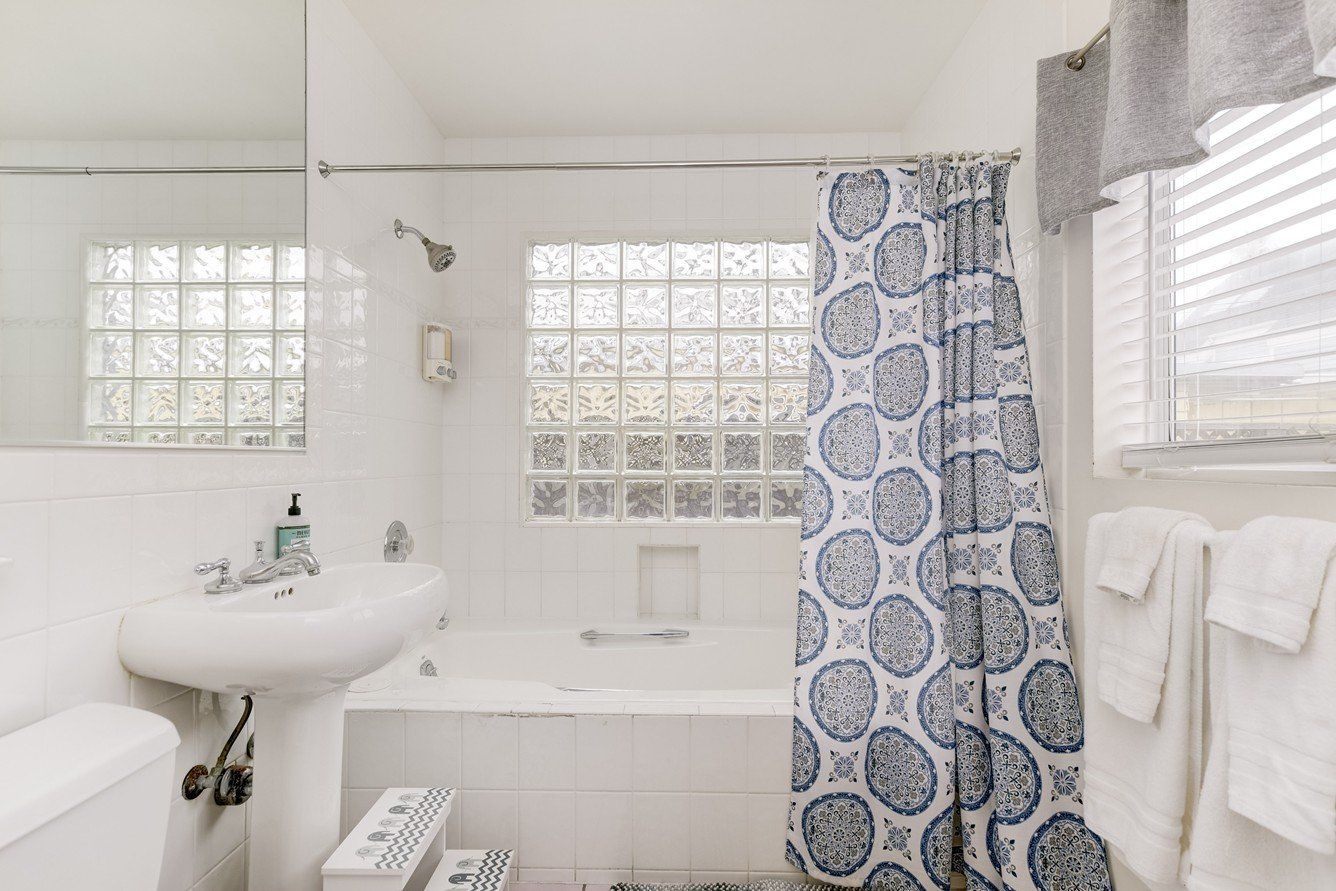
[{"x1": 1119, "y1": 435, "x2": 1336, "y2": 486}]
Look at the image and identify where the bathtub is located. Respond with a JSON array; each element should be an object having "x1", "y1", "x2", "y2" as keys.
[
  {"x1": 342, "y1": 618, "x2": 803, "y2": 882},
  {"x1": 348, "y1": 617, "x2": 796, "y2": 712}
]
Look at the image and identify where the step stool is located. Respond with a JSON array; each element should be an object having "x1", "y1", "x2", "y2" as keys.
[
  {"x1": 423, "y1": 849, "x2": 515, "y2": 891},
  {"x1": 323, "y1": 787, "x2": 455, "y2": 891}
]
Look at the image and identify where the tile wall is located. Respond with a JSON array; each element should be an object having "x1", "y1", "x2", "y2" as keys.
[
  {"x1": 0, "y1": 0, "x2": 449, "y2": 887},
  {"x1": 342, "y1": 708, "x2": 799, "y2": 883},
  {"x1": 435, "y1": 130, "x2": 903, "y2": 624}
]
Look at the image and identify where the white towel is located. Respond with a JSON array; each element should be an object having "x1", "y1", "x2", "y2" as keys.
[
  {"x1": 1085, "y1": 513, "x2": 1210, "y2": 884},
  {"x1": 1094, "y1": 508, "x2": 1205, "y2": 722},
  {"x1": 1098, "y1": 506, "x2": 1205, "y2": 603},
  {"x1": 1220, "y1": 537, "x2": 1336, "y2": 854},
  {"x1": 1204, "y1": 515, "x2": 1336, "y2": 653},
  {"x1": 1187, "y1": 619, "x2": 1336, "y2": 886}
]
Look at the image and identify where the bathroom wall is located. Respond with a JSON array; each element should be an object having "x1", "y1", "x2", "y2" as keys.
[
  {"x1": 434, "y1": 129, "x2": 901, "y2": 624},
  {"x1": 0, "y1": 0, "x2": 448, "y2": 887},
  {"x1": 0, "y1": 138, "x2": 304, "y2": 441}
]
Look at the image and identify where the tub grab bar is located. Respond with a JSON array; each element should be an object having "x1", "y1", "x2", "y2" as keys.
[{"x1": 580, "y1": 628, "x2": 690, "y2": 641}]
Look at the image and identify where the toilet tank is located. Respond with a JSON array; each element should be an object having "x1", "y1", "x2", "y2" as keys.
[{"x1": 0, "y1": 703, "x2": 180, "y2": 891}]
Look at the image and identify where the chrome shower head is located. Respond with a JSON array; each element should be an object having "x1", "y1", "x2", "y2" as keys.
[{"x1": 394, "y1": 218, "x2": 456, "y2": 272}]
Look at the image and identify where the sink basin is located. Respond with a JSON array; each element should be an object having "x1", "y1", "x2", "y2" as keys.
[
  {"x1": 117, "y1": 561, "x2": 446, "y2": 891},
  {"x1": 119, "y1": 562, "x2": 447, "y2": 697}
]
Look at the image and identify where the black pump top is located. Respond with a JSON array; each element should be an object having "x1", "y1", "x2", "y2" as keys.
[{"x1": 288, "y1": 493, "x2": 302, "y2": 516}]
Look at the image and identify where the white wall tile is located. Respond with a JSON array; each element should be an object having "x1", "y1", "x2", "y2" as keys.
[
  {"x1": 0, "y1": 500, "x2": 49, "y2": 639},
  {"x1": 345, "y1": 711, "x2": 405, "y2": 788},
  {"x1": 0, "y1": 629, "x2": 46, "y2": 736},
  {"x1": 462, "y1": 789, "x2": 519, "y2": 849},
  {"x1": 47, "y1": 496, "x2": 132, "y2": 624},
  {"x1": 632, "y1": 715, "x2": 691, "y2": 792},
  {"x1": 689, "y1": 794, "x2": 749, "y2": 871},
  {"x1": 575, "y1": 792, "x2": 633, "y2": 868},
  {"x1": 576, "y1": 715, "x2": 633, "y2": 790},
  {"x1": 746, "y1": 716, "x2": 790, "y2": 793},
  {"x1": 746, "y1": 794, "x2": 790, "y2": 872},
  {"x1": 518, "y1": 791, "x2": 576, "y2": 867},
  {"x1": 632, "y1": 792, "x2": 691, "y2": 870},
  {"x1": 463, "y1": 713, "x2": 519, "y2": 789},
  {"x1": 519, "y1": 715, "x2": 576, "y2": 790},
  {"x1": 46, "y1": 609, "x2": 129, "y2": 712},
  {"x1": 690, "y1": 717, "x2": 747, "y2": 792},
  {"x1": 405, "y1": 712, "x2": 462, "y2": 787}
]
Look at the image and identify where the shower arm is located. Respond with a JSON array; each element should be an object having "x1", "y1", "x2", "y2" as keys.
[{"x1": 394, "y1": 219, "x2": 428, "y2": 243}]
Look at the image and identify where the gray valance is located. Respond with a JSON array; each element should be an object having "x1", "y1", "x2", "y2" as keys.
[{"x1": 1036, "y1": 0, "x2": 1336, "y2": 236}]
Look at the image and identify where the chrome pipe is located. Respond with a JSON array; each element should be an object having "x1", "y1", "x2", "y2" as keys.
[
  {"x1": 0, "y1": 165, "x2": 304, "y2": 176},
  {"x1": 317, "y1": 149, "x2": 1023, "y2": 178},
  {"x1": 579, "y1": 628, "x2": 690, "y2": 641}
]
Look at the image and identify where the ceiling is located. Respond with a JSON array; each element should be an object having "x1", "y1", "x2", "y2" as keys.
[
  {"x1": 343, "y1": 0, "x2": 988, "y2": 138},
  {"x1": 0, "y1": 0, "x2": 304, "y2": 141}
]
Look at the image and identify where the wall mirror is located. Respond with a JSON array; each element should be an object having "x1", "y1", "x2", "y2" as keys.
[{"x1": 0, "y1": 0, "x2": 306, "y2": 449}]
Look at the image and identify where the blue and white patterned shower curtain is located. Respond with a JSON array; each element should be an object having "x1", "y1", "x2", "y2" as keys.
[{"x1": 787, "y1": 158, "x2": 1110, "y2": 891}]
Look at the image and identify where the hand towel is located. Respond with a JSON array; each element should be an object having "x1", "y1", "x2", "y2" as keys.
[
  {"x1": 1098, "y1": 506, "x2": 1206, "y2": 603},
  {"x1": 1085, "y1": 512, "x2": 1211, "y2": 884},
  {"x1": 1187, "y1": 616, "x2": 1336, "y2": 886},
  {"x1": 1220, "y1": 539, "x2": 1336, "y2": 854},
  {"x1": 1094, "y1": 508, "x2": 1205, "y2": 722},
  {"x1": 1205, "y1": 515, "x2": 1336, "y2": 653}
]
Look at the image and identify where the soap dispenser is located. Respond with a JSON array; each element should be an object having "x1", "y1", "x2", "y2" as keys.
[{"x1": 276, "y1": 493, "x2": 310, "y2": 556}]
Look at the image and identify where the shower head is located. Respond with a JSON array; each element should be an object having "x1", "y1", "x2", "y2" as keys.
[{"x1": 393, "y1": 218, "x2": 456, "y2": 272}]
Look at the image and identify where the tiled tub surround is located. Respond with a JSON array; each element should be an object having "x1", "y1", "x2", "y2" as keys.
[
  {"x1": 343, "y1": 707, "x2": 799, "y2": 884},
  {"x1": 343, "y1": 618, "x2": 797, "y2": 881}
]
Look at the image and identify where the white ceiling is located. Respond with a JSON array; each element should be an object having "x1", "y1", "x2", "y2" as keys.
[
  {"x1": 0, "y1": 0, "x2": 304, "y2": 141},
  {"x1": 343, "y1": 0, "x2": 988, "y2": 138}
]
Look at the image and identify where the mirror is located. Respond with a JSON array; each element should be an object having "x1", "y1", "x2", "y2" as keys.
[{"x1": 0, "y1": 0, "x2": 306, "y2": 448}]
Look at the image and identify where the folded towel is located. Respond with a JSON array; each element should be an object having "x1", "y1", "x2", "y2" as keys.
[
  {"x1": 1188, "y1": 612, "x2": 1336, "y2": 886},
  {"x1": 1085, "y1": 513, "x2": 1211, "y2": 884},
  {"x1": 1093, "y1": 508, "x2": 1206, "y2": 722},
  {"x1": 1221, "y1": 535, "x2": 1336, "y2": 854},
  {"x1": 1098, "y1": 507, "x2": 1205, "y2": 603},
  {"x1": 1204, "y1": 515, "x2": 1336, "y2": 653}
]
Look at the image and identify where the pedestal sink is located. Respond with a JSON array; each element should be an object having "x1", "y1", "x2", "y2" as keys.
[{"x1": 118, "y1": 562, "x2": 447, "y2": 891}]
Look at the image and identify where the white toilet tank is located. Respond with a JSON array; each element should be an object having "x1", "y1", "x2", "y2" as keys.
[{"x1": 0, "y1": 702, "x2": 180, "y2": 891}]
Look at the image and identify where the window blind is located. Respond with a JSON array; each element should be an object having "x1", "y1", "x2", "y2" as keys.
[{"x1": 1112, "y1": 84, "x2": 1336, "y2": 460}]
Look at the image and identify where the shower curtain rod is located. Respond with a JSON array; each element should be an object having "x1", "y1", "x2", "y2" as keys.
[
  {"x1": 316, "y1": 149, "x2": 1022, "y2": 177},
  {"x1": 0, "y1": 165, "x2": 303, "y2": 176},
  {"x1": 0, "y1": 147, "x2": 1023, "y2": 177}
]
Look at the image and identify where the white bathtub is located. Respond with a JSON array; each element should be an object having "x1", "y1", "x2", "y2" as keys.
[
  {"x1": 342, "y1": 618, "x2": 803, "y2": 881},
  {"x1": 348, "y1": 617, "x2": 796, "y2": 712}
]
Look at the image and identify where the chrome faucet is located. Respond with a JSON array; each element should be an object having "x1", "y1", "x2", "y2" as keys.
[{"x1": 239, "y1": 544, "x2": 322, "y2": 584}]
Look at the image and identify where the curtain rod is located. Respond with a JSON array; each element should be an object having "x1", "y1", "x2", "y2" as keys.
[
  {"x1": 0, "y1": 165, "x2": 303, "y2": 176},
  {"x1": 315, "y1": 148, "x2": 1023, "y2": 177},
  {"x1": 1066, "y1": 22, "x2": 1111, "y2": 71},
  {"x1": 0, "y1": 148, "x2": 1024, "y2": 177}
]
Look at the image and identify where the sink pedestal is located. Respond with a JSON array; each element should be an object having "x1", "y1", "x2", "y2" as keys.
[{"x1": 248, "y1": 687, "x2": 347, "y2": 891}]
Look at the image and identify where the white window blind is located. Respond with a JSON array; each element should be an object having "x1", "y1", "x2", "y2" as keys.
[{"x1": 1105, "y1": 84, "x2": 1336, "y2": 468}]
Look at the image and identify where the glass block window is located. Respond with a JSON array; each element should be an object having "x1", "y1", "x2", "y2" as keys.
[
  {"x1": 84, "y1": 239, "x2": 305, "y2": 447},
  {"x1": 525, "y1": 238, "x2": 811, "y2": 522}
]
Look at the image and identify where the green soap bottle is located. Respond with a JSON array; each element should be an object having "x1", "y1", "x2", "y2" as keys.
[{"x1": 276, "y1": 493, "x2": 311, "y2": 555}]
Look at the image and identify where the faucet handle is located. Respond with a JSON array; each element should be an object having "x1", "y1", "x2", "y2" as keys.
[{"x1": 195, "y1": 557, "x2": 243, "y2": 594}]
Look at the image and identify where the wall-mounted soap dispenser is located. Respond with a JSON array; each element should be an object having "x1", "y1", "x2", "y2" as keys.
[{"x1": 422, "y1": 323, "x2": 457, "y2": 382}]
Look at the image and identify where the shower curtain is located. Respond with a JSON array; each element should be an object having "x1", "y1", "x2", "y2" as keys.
[{"x1": 788, "y1": 157, "x2": 1110, "y2": 891}]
